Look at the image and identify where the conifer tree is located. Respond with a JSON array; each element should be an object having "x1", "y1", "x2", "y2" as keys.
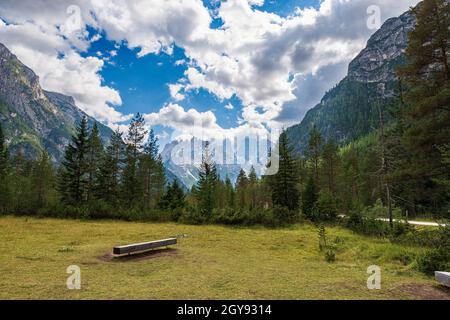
[
  {"x1": 224, "y1": 175, "x2": 235, "y2": 209},
  {"x1": 138, "y1": 129, "x2": 165, "y2": 209},
  {"x1": 302, "y1": 176, "x2": 319, "y2": 220},
  {"x1": 159, "y1": 179, "x2": 186, "y2": 210},
  {"x1": 59, "y1": 116, "x2": 89, "y2": 205},
  {"x1": 397, "y1": 0, "x2": 450, "y2": 213},
  {"x1": 96, "y1": 129, "x2": 124, "y2": 205},
  {"x1": 321, "y1": 140, "x2": 340, "y2": 196},
  {"x1": 306, "y1": 126, "x2": 323, "y2": 183},
  {"x1": 269, "y1": 130, "x2": 299, "y2": 210},
  {"x1": 236, "y1": 168, "x2": 249, "y2": 208},
  {"x1": 194, "y1": 142, "x2": 218, "y2": 216},
  {"x1": 31, "y1": 151, "x2": 55, "y2": 210},
  {"x1": 86, "y1": 122, "x2": 103, "y2": 202},
  {"x1": 122, "y1": 113, "x2": 147, "y2": 207},
  {"x1": 248, "y1": 166, "x2": 258, "y2": 209}
]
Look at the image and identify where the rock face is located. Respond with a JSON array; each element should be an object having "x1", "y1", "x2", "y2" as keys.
[
  {"x1": 348, "y1": 10, "x2": 415, "y2": 84},
  {"x1": 0, "y1": 43, "x2": 113, "y2": 162},
  {"x1": 286, "y1": 9, "x2": 416, "y2": 154}
]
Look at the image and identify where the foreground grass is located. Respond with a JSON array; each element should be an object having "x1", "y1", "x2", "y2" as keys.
[{"x1": 0, "y1": 216, "x2": 447, "y2": 300}]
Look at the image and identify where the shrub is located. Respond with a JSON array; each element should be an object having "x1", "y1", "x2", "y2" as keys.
[
  {"x1": 318, "y1": 224, "x2": 327, "y2": 252},
  {"x1": 324, "y1": 244, "x2": 337, "y2": 263},
  {"x1": 180, "y1": 206, "x2": 208, "y2": 225},
  {"x1": 416, "y1": 248, "x2": 450, "y2": 275},
  {"x1": 273, "y1": 206, "x2": 297, "y2": 225},
  {"x1": 315, "y1": 191, "x2": 338, "y2": 222}
]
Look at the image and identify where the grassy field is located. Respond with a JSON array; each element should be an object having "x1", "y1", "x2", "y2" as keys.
[{"x1": 0, "y1": 216, "x2": 448, "y2": 300}]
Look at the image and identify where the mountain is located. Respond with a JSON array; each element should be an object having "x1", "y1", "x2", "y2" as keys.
[
  {"x1": 286, "y1": 9, "x2": 416, "y2": 154},
  {"x1": 0, "y1": 43, "x2": 113, "y2": 162},
  {"x1": 161, "y1": 138, "x2": 263, "y2": 190}
]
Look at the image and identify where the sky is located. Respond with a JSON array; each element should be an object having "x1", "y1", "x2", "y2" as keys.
[{"x1": 0, "y1": 0, "x2": 420, "y2": 149}]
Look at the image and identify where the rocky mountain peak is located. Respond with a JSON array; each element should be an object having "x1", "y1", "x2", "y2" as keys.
[
  {"x1": 0, "y1": 42, "x2": 113, "y2": 162},
  {"x1": 348, "y1": 10, "x2": 416, "y2": 83}
]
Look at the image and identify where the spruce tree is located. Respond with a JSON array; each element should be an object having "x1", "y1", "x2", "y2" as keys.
[
  {"x1": 59, "y1": 116, "x2": 89, "y2": 205},
  {"x1": 138, "y1": 129, "x2": 165, "y2": 209},
  {"x1": 159, "y1": 179, "x2": 186, "y2": 210},
  {"x1": 122, "y1": 113, "x2": 147, "y2": 207},
  {"x1": 248, "y1": 166, "x2": 258, "y2": 209},
  {"x1": 235, "y1": 168, "x2": 249, "y2": 208},
  {"x1": 397, "y1": 0, "x2": 450, "y2": 213},
  {"x1": 86, "y1": 122, "x2": 103, "y2": 202},
  {"x1": 194, "y1": 142, "x2": 218, "y2": 216},
  {"x1": 224, "y1": 175, "x2": 235, "y2": 209},
  {"x1": 96, "y1": 129, "x2": 124, "y2": 205},
  {"x1": 306, "y1": 126, "x2": 323, "y2": 183},
  {"x1": 321, "y1": 140, "x2": 340, "y2": 196},
  {"x1": 31, "y1": 151, "x2": 55, "y2": 210},
  {"x1": 269, "y1": 130, "x2": 299, "y2": 211},
  {"x1": 302, "y1": 176, "x2": 319, "y2": 220}
]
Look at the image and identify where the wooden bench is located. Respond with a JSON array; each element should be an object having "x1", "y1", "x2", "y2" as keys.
[
  {"x1": 435, "y1": 271, "x2": 450, "y2": 287},
  {"x1": 113, "y1": 238, "x2": 177, "y2": 256}
]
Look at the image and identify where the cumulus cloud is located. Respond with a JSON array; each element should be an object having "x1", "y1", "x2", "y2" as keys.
[
  {"x1": 143, "y1": 103, "x2": 269, "y2": 142},
  {"x1": 0, "y1": 1, "x2": 129, "y2": 125},
  {"x1": 0, "y1": 0, "x2": 421, "y2": 135}
]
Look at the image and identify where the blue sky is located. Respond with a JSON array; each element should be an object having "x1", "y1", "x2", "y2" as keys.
[
  {"x1": 0, "y1": 0, "x2": 420, "y2": 150},
  {"x1": 83, "y1": 0, "x2": 324, "y2": 146}
]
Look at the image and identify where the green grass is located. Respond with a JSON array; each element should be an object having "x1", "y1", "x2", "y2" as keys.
[{"x1": 0, "y1": 216, "x2": 446, "y2": 300}]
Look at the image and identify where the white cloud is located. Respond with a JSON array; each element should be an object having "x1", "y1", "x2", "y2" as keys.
[
  {"x1": 168, "y1": 84, "x2": 185, "y2": 101},
  {"x1": 225, "y1": 103, "x2": 234, "y2": 110},
  {"x1": 0, "y1": 0, "x2": 421, "y2": 136},
  {"x1": 143, "y1": 103, "x2": 269, "y2": 142},
  {"x1": 0, "y1": 1, "x2": 129, "y2": 125}
]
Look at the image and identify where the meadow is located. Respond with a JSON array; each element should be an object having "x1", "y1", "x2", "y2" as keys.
[{"x1": 0, "y1": 216, "x2": 448, "y2": 300}]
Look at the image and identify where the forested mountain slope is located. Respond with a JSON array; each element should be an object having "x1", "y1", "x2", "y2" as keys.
[{"x1": 286, "y1": 9, "x2": 415, "y2": 154}]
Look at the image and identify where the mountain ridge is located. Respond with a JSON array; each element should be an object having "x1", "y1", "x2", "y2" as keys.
[
  {"x1": 0, "y1": 43, "x2": 114, "y2": 162},
  {"x1": 286, "y1": 9, "x2": 416, "y2": 154}
]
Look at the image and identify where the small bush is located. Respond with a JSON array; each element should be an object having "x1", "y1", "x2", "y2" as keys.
[
  {"x1": 180, "y1": 207, "x2": 208, "y2": 225},
  {"x1": 315, "y1": 191, "x2": 338, "y2": 222},
  {"x1": 273, "y1": 206, "x2": 297, "y2": 226},
  {"x1": 416, "y1": 248, "x2": 450, "y2": 275},
  {"x1": 325, "y1": 244, "x2": 337, "y2": 263}
]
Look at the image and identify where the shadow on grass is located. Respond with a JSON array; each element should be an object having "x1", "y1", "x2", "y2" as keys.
[{"x1": 98, "y1": 248, "x2": 179, "y2": 263}]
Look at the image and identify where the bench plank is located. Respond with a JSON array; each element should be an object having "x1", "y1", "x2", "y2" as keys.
[{"x1": 113, "y1": 238, "x2": 177, "y2": 255}]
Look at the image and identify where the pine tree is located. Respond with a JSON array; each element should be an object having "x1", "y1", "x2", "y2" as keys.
[
  {"x1": 122, "y1": 113, "x2": 147, "y2": 207},
  {"x1": 31, "y1": 151, "x2": 55, "y2": 210},
  {"x1": 235, "y1": 168, "x2": 249, "y2": 208},
  {"x1": 306, "y1": 126, "x2": 323, "y2": 183},
  {"x1": 159, "y1": 179, "x2": 186, "y2": 211},
  {"x1": 269, "y1": 130, "x2": 299, "y2": 211},
  {"x1": 138, "y1": 129, "x2": 165, "y2": 209},
  {"x1": 0, "y1": 123, "x2": 10, "y2": 214},
  {"x1": 59, "y1": 116, "x2": 89, "y2": 205},
  {"x1": 302, "y1": 176, "x2": 319, "y2": 220},
  {"x1": 194, "y1": 142, "x2": 219, "y2": 216},
  {"x1": 86, "y1": 122, "x2": 103, "y2": 202},
  {"x1": 248, "y1": 166, "x2": 258, "y2": 209},
  {"x1": 96, "y1": 129, "x2": 124, "y2": 205},
  {"x1": 397, "y1": 0, "x2": 450, "y2": 213},
  {"x1": 321, "y1": 140, "x2": 340, "y2": 196},
  {"x1": 224, "y1": 175, "x2": 235, "y2": 209}
]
